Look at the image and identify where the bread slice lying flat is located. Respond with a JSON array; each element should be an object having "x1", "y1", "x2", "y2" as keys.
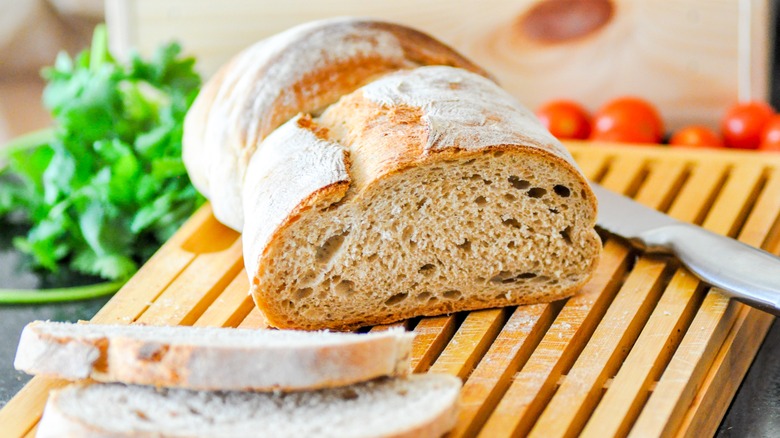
[
  {"x1": 183, "y1": 17, "x2": 486, "y2": 230},
  {"x1": 37, "y1": 375, "x2": 461, "y2": 438},
  {"x1": 242, "y1": 66, "x2": 601, "y2": 330},
  {"x1": 14, "y1": 321, "x2": 413, "y2": 391}
]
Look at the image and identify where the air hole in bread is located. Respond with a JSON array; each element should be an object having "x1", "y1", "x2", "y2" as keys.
[
  {"x1": 581, "y1": 189, "x2": 588, "y2": 199},
  {"x1": 300, "y1": 271, "x2": 316, "y2": 284},
  {"x1": 554, "y1": 185, "x2": 571, "y2": 197},
  {"x1": 504, "y1": 193, "x2": 517, "y2": 202},
  {"x1": 367, "y1": 253, "x2": 378, "y2": 262},
  {"x1": 133, "y1": 409, "x2": 148, "y2": 420},
  {"x1": 416, "y1": 291, "x2": 432, "y2": 302},
  {"x1": 483, "y1": 179, "x2": 493, "y2": 185},
  {"x1": 295, "y1": 287, "x2": 313, "y2": 300},
  {"x1": 443, "y1": 290, "x2": 462, "y2": 300},
  {"x1": 490, "y1": 271, "x2": 538, "y2": 283},
  {"x1": 416, "y1": 199, "x2": 428, "y2": 210},
  {"x1": 527, "y1": 187, "x2": 547, "y2": 198},
  {"x1": 463, "y1": 159, "x2": 476, "y2": 165},
  {"x1": 316, "y1": 231, "x2": 350, "y2": 265},
  {"x1": 508, "y1": 176, "x2": 531, "y2": 190},
  {"x1": 456, "y1": 239, "x2": 472, "y2": 252},
  {"x1": 474, "y1": 196, "x2": 487, "y2": 206},
  {"x1": 549, "y1": 207, "x2": 559, "y2": 214},
  {"x1": 560, "y1": 226, "x2": 572, "y2": 244},
  {"x1": 335, "y1": 280, "x2": 355, "y2": 296},
  {"x1": 402, "y1": 226, "x2": 413, "y2": 241},
  {"x1": 339, "y1": 388, "x2": 359, "y2": 400},
  {"x1": 507, "y1": 241, "x2": 516, "y2": 249},
  {"x1": 502, "y1": 218, "x2": 522, "y2": 229},
  {"x1": 493, "y1": 151, "x2": 505, "y2": 157},
  {"x1": 385, "y1": 293, "x2": 408, "y2": 306},
  {"x1": 419, "y1": 264, "x2": 437, "y2": 276}
]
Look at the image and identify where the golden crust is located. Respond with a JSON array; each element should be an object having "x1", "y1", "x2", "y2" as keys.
[{"x1": 183, "y1": 18, "x2": 488, "y2": 231}]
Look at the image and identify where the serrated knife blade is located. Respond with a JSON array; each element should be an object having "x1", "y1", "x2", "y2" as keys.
[{"x1": 591, "y1": 182, "x2": 780, "y2": 315}]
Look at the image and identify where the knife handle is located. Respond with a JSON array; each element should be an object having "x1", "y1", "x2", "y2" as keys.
[{"x1": 641, "y1": 223, "x2": 780, "y2": 316}]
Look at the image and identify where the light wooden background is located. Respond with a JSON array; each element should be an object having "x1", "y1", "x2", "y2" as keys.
[{"x1": 106, "y1": 0, "x2": 772, "y2": 131}]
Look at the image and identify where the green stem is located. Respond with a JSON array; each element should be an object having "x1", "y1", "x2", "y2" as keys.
[
  {"x1": 0, "y1": 128, "x2": 54, "y2": 156},
  {"x1": 89, "y1": 24, "x2": 109, "y2": 72},
  {"x1": 0, "y1": 280, "x2": 125, "y2": 304}
]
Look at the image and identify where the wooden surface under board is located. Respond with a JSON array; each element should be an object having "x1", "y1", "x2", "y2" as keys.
[
  {"x1": 105, "y1": 0, "x2": 772, "y2": 130},
  {"x1": 1, "y1": 144, "x2": 780, "y2": 437}
]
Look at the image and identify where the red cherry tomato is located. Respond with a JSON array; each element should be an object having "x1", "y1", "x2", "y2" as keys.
[
  {"x1": 759, "y1": 115, "x2": 780, "y2": 152},
  {"x1": 721, "y1": 101, "x2": 774, "y2": 149},
  {"x1": 669, "y1": 125, "x2": 723, "y2": 148},
  {"x1": 590, "y1": 97, "x2": 664, "y2": 144},
  {"x1": 535, "y1": 100, "x2": 591, "y2": 140}
]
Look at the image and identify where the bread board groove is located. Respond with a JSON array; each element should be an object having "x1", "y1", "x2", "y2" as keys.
[{"x1": 1, "y1": 144, "x2": 778, "y2": 438}]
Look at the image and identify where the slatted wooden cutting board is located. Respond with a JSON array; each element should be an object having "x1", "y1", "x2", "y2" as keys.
[{"x1": 2, "y1": 144, "x2": 779, "y2": 437}]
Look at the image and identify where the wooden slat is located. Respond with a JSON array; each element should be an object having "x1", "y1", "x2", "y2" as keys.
[
  {"x1": 193, "y1": 269, "x2": 253, "y2": 328},
  {"x1": 479, "y1": 239, "x2": 631, "y2": 437},
  {"x1": 23, "y1": 425, "x2": 37, "y2": 438},
  {"x1": 572, "y1": 151, "x2": 611, "y2": 183},
  {"x1": 676, "y1": 169, "x2": 780, "y2": 437},
  {"x1": 528, "y1": 159, "x2": 695, "y2": 437},
  {"x1": 412, "y1": 315, "x2": 460, "y2": 372},
  {"x1": 451, "y1": 304, "x2": 554, "y2": 438},
  {"x1": 428, "y1": 308, "x2": 509, "y2": 380},
  {"x1": 580, "y1": 161, "x2": 731, "y2": 437},
  {"x1": 136, "y1": 239, "x2": 244, "y2": 326},
  {"x1": 664, "y1": 162, "x2": 730, "y2": 225},
  {"x1": 581, "y1": 269, "x2": 704, "y2": 438},
  {"x1": 478, "y1": 156, "x2": 648, "y2": 437},
  {"x1": 91, "y1": 205, "x2": 217, "y2": 324},
  {"x1": 530, "y1": 257, "x2": 671, "y2": 437},
  {"x1": 679, "y1": 306, "x2": 774, "y2": 438},
  {"x1": 237, "y1": 307, "x2": 269, "y2": 329},
  {"x1": 597, "y1": 155, "x2": 650, "y2": 196},
  {"x1": 0, "y1": 378, "x2": 69, "y2": 437},
  {"x1": 629, "y1": 163, "x2": 768, "y2": 437}
]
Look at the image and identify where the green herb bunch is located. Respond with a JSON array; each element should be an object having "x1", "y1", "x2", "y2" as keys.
[{"x1": 0, "y1": 25, "x2": 203, "y2": 287}]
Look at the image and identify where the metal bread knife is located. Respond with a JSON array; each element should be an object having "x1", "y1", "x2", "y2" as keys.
[{"x1": 591, "y1": 183, "x2": 780, "y2": 315}]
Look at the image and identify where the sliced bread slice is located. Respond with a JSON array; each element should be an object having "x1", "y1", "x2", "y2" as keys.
[
  {"x1": 14, "y1": 321, "x2": 413, "y2": 391},
  {"x1": 37, "y1": 375, "x2": 461, "y2": 438}
]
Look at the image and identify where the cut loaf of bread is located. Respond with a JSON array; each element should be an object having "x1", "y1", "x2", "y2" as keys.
[
  {"x1": 241, "y1": 66, "x2": 601, "y2": 330},
  {"x1": 14, "y1": 321, "x2": 413, "y2": 391},
  {"x1": 183, "y1": 17, "x2": 486, "y2": 230},
  {"x1": 37, "y1": 375, "x2": 461, "y2": 438}
]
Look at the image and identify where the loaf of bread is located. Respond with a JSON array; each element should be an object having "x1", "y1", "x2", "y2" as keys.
[
  {"x1": 36, "y1": 375, "x2": 461, "y2": 438},
  {"x1": 184, "y1": 19, "x2": 601, "y2": 330},
  {"x1": 183, "y1": 17, "x2": 487, "y2": 230},
  {"x1": 14, "y1": 321, "x2": 413, "y2": 391}
]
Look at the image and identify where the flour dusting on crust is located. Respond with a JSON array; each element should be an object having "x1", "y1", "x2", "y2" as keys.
[{"x1": 360, "y1": 66, "x2": 575, "y2": 164}]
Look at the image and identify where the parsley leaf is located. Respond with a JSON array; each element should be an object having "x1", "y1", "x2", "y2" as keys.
[{"x1": 0, "y1": 24, "x2": 203, "y2": 283}]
